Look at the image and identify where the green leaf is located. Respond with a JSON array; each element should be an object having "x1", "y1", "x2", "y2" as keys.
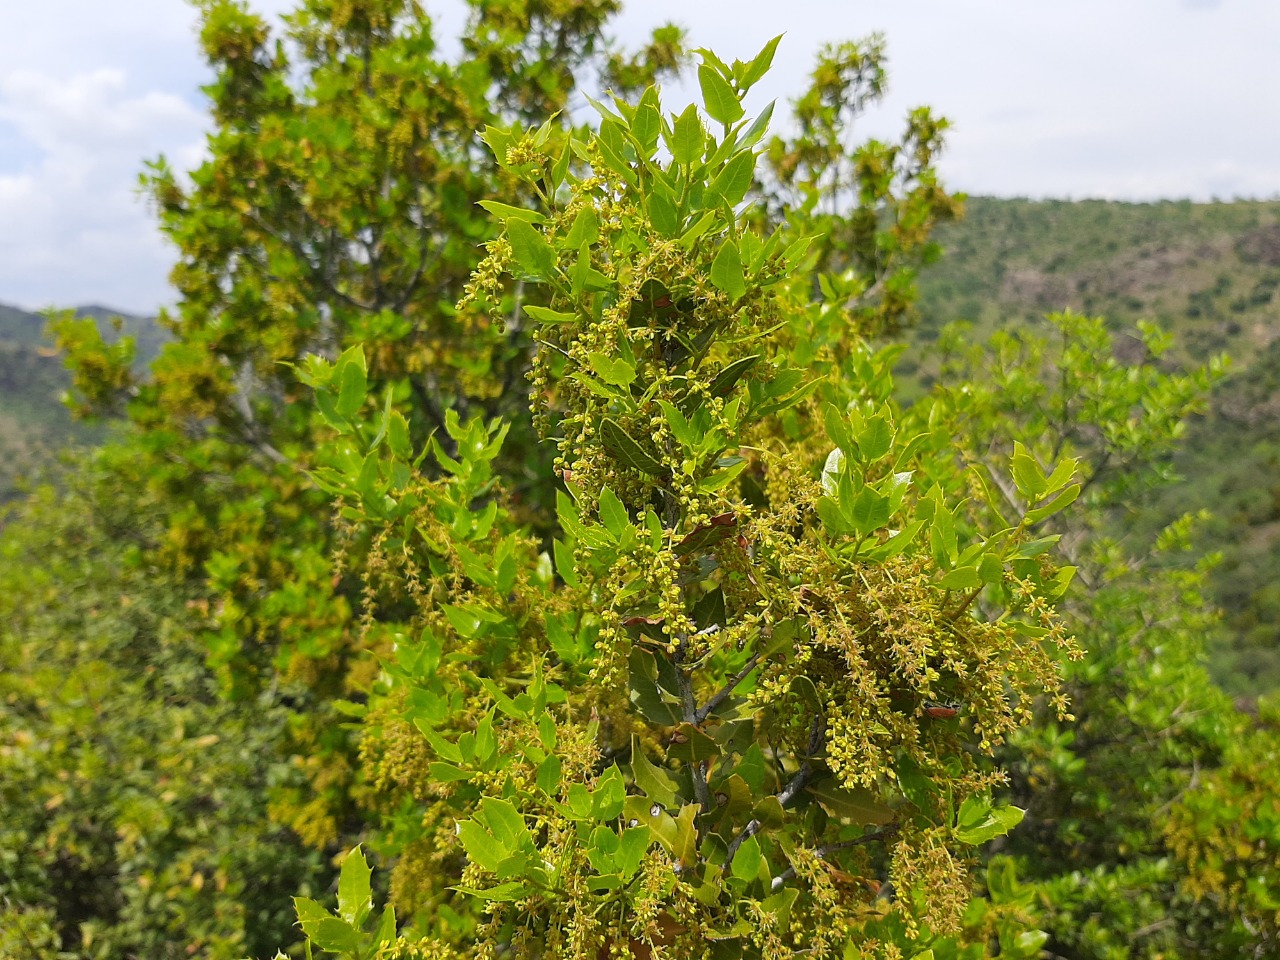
[
  {"x1": 456, "y1": 820, "x2": 506, "y2": 873},
  {"x1": 646, "y1": 190, "x2": 680, "y2": 237},
  {"x1": 334, "y1": 346, "x2": 367, "y2": 418},
  {"x1": 937, "y1": 565, "x2": 982, "y2": 590},
  {"x1": 954, "y1": 797, "x2": 1026, "y2": 845},
  {"x1": 731, "y1": 835, "x2": 762, "y2": 880},
  {"x1": 658, "y1": 400, "x2": 695, "y2": 447},
  {"x1": 671, "y1": 104, "x2": 704, "y2": 165},
  {"x1": 565, "y1": 207, "x2": 600, "y2": 249},
  {"x1": 708, "y1": 354, "x2": 761, "y2": 397},
  {"x1": 1010, "y1": 442, "x2": 1047, "y2": 499},
  {"x1": 1044, "y1": 456, "x2": 1078, "y2": 494},
  {"x1": 600, "y1": 418, "x2": 666, "y2": 475},
  {"x1": 598, "y1": 486, "x2": 630, "y2": 537},
  {"x1": 665, "y1": 723, "x2": 722, "y2": 764},
  {"x1": 616, "y1": 825, "x2": 651, "y2": 877},
  {"x1": 740, "y1": 35, "x2": 782, "y2": 90},
  {"x1": 628, "y1": 648, "x2": 682, "y2": 725},
  {"x1": 537, "y1": 753, "x2": 562, "y2": 794},
  {"x1": 374, "y1": 903, "x2": 397, "y2": 944},
  {"x1": 524, "y1": 305, "x2": 576, "y2": 325},
  {"x1": 707, "y1": 150, "x2": 756, "y2": 207},
  {"x1": 632, "y1": 89, "x2": 662, "y2": 156},
  {"x1": 454, "y1": 881, "x2": 531, "y2": 902},
  {"x1": 302, "y1": 917, "x2": 363, "y2": 953},
  {"x1": 588, "y1": 352, "x2": 636, "y2": 387},
  {"x1": 675, "y1": 512, "x2": 739, "y2": 556},
  {"x1": 699, "y1": 64, "x2": 745, "y2": 124},
  {"x1": 821, "y1": 448, "x2": 845, "y2": 497},
  {"x1": 428, "y1": 761, "x2": 474, "y2": 783},
  {"x1": 591, "y1": 766, "x2": 628, "y2": 819},
  {"x1": 477, "y1": 200, "x2": 545, "y2": 223},
  {"x1": 553, "y1": 538, "x2": 579, "y2": 588},
  {"x1": 978, "y1": 552, "x2": 1005, "y2": 585},
  {"x1": 337, "y1": 845, "x2": 372, "y2": 926},
  {"x1": 816, "y1": 496, "x2": 852, "y2": 535},
  {"x1": 387, "y1": 410, "x2": 411, "y2": 460},
  {"x1": 507, "y1": 219, "x2": 557, "y2": 280},
  {"x1": 571, "y1": 243, "x2": 615, "y2": 294},
  {"x1": 629, "y1": 735, "x2": 678, "y2": 807},
  {"x1": 1025, "y1": 483, "x2": 1081, "y2": 524},
  {"x1": 856, "y1": 414, "x2": 894, "y2": 462},
  {"x1": 851, "y1": 488, "x2": 891, "y2": 536},
  {"x1": 680, "y1": 210, "x2": 719, "y2": 249},
  {"x1": 896, "y1": 755, "x2": 936, "y2": 815},
  {"x1": 737, "y1": 101, "x2": 776, "y2": 151},
  {"x1": 710, "y1": 240, "x2": 746, "y2": 300},
  {"x1": 478, "y1": 797, "x2": 531, "y2": 854},
  {"x1": 806, "y1": 781, "x2": 895, "y2": 825},
  {"x1": 294, "y1": 897, "x2": 329, "y2": 925}
]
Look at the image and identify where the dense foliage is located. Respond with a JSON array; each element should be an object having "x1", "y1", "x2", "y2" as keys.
[
  {"x1": 3, "y1": 2, "x2": 1280, "y2": 959},
  {"x1": 0, "y1": 455, "x2": 328, "y2": 958},
  {"x1": 914, "y1": 197, "x2": 1280, "y2": 696}
]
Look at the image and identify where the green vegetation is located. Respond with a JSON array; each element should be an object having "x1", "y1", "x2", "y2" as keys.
[
  {"x1": 0, "y1": 304, "x2": 159, "y2": 503},
  {"x1": 2, "y1": 2, "x2": 1279, "y2": 958},
  {"x1": 912, "y1": 197, "x2": 1280, "y2": 696},
  {"x1": 11, "y1": 200, "x2": 1280, "y2": 689}
]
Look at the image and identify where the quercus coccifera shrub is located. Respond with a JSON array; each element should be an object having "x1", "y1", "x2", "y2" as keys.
[{"x1": 290, "y1": 42, "x2": 1083, "y2": 960}]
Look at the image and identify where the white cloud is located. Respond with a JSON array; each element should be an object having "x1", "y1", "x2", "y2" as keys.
[
  {"x1": 1, "y1": 0, "x2": 1278, "y2": 312},
  {"x1": 0, "y1": 68, "x2": 205, "y2": 314}
]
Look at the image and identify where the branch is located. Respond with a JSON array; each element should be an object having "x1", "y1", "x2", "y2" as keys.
[
  {"x1": 724, "y1": 718, "x2": 826, "y2": 874},
  {"x1": 769, "y1": 825, "x2": 900, "y2": 891},
  {"x1": 694, "y1": 652, "x2": 760, "y2": 723},
  {"x1": 722, "y1": 819, "x2": 760, "y2": 872},
  {"x1": 843, "y1": 273, "x2": 888, "y2": 314},
  {"x1": 673, "y1": 643, "x2": 712, "y2": 814}
]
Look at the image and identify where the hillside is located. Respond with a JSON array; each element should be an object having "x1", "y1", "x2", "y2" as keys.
[
  {"x1": 0, "y1": 303, "x2": 159, "y2": 503},
  {"x1": 917, "y1": 197, "x2": 1280, "y2": 696},
  {"x1": 3, "y1": 198, "x2": 1279, "y2": 692}
]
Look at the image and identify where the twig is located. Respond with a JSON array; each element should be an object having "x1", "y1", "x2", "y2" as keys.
[
  {"x1": 674, "y1": 642, "x2": 712, "y2": 813},
  {"x1": 769, "y1": 825, "x2": 900, "y2": 891},
  {"x1": 694, "y1": 652, "x2": 760, "y2": 723},
  {"x1": 722, "y1": 819, "x2": 760, "y2": 873}
]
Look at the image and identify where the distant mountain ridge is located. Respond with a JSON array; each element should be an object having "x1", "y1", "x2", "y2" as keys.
[
  {"x1": 0, "y1": 301, "x2": 157, "y2": 503},
  {"x1": 3, "y1": 197, "x2": 1280, "y2": 692}
]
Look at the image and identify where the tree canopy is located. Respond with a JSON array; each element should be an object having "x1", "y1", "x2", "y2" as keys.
[{"x1": 2, "y1": 2, "x2": 1277, "y2": 958}]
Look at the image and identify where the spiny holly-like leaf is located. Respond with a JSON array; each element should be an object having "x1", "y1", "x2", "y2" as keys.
[
  {"x1": 303, "y1": 917, "x2": 363, "y2": 953},
  {"x1": 334, "y1": 346, "x2": 367, "y2": 418},
  {"x1": 671, "y1": 103, "x2": 704, "y2": 165},
  {"x1": 337, "y1": 845, "x2": 372, "y2": 927},
  {"x1": 629, "y1": 734, "x2": 679, "y2": 808},
  {"x1": 739, "y1": 35, "x2": 783, "y2": 91}
]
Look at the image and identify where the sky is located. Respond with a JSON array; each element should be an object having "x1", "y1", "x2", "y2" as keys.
[{"x1": 1, "y1": 0, "x2": 1278, "y2": 315}]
